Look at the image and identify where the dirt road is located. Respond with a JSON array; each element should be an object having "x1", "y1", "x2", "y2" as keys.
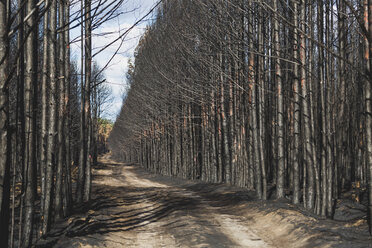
[{"x1": 37, "y1": 156, "x2": 372, "y2": 248}]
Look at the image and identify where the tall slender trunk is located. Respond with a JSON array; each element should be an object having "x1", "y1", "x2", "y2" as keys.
[
  {"x1": 92, "y1": 85, "x2": 98, "y2": 168},
  {"x1": 17, "y1": 0, "x2": 26, "y2": 244},
  {"x1": 258, "y1": 9, "x2": 267, "y2": 200},
  {"x1": 229, "y1": 65, "x2": 236, "y2": 185},
  {"x1": 308, "y1": 0, "x2": 320, "y2": 215},
  {"x1": 84, "y1": 115, "x2": 92, "y2": 201},
  {"x1": 216, "y1": 82, "x2": 223, "y2": 183},
  {"x1": 43, "y1": 0, "x2": 58, "y2": 235},
  {"x1": 300, "y1": 0, "x2": 314, "y2": 210},
  {"x1": 337, "y1": 1, "x2": 347, "y2": 188},
  {"x1": 325, "y1": 0, "x2": 334, "y2": 217},
  {"x1": 83, "y1": 0, "x2": 92, "y2": 201},
  {"x1": 274, "y1": 0, "x2": 285, "y2": 199},
  {"x1": 63, "y1": 0, "x2": 72, "y2": 216},
  {"x1": 367, "y1": 0, "x2": 372, "y2": 235},
  {"x1": 248, "y1": 2, "x2": 262, "y2": 199},
  {"x1": 220, "y1": 52, "x2": 230, "y2": 183},
  {"x1": 292, "y1": 0, "x2": 300, "y2": 205},
  {"x1": 77, "y1": 0, "x2": 86, "y2": 204},
  {"x1": 55, "y1": 0, "x2": 66, "y2": 218},
  {"x1": 0, "y1": 0, "x2": 11, "y2": 246},
  {"x1": 12, "y1": 1, "x2": 24, "y2": 244},
  {"x1": 22, "y1": 0, "x2": 38, "y2": 245},
  {"x1": 40, "y1": 0, "x2": 50, "y2": 220},
  {"x1": 318, "y1": 0, "x2": 327, "y2": 217}
]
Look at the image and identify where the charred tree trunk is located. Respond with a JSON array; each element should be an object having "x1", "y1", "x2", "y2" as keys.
[
  {"x1": 258, "y1": 11, "x2": 267, "y2": 200},
  {"x1": 274, "y1": 0, "x2": 285, "y2": 199},
  {"x1": 0, "y1": 0, "x2": 10, "y2": 246},
  {"x1": 40, "y1": 0, "x2": 50, "y2": 219},
  {"x1": 300, "y1": 0, "x2": 314, "y2": 210},
  {"x1": 248, "y1": 2, "x2": 262, "y2": 199},
  {"x1": 55, "y1": 0, "x2": 66, "y2": 219},
  {"x1": 42, "y1": 0, "x2": 58, "y2": 235},
  {"x1": 367, "y1": 0, "x2": 372, "y2": 235},
  {"x1": 22, "y1": 0, "x2": 38, "y2": 245},
  {"x1": 83, "y1": 0, "x2": 92, "y2": 202},
  {"x1": 77, "y1": 0, "x2": 86, "y2": 204},
  {"x1": 292, "y1": 0, "x2": 301, "y2": 205},
  {"x1": 63, "y1": 0, "x2": 73, "y2": 216}
]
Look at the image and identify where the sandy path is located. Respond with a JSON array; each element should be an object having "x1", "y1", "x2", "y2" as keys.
[
  {"x1": 43, "y1": 156, "x2": 272, "y2": 248},
  {"x1": 35, "y1": 156, "x2": 372, "y2": 248}
]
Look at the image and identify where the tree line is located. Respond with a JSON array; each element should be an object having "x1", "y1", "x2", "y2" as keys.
[
  {"x1": 109, "y1": 0, "x2": 372, "y2": 235},
  {"x1": 0, "y1": 0, "x2": 119, "y2": 247}
]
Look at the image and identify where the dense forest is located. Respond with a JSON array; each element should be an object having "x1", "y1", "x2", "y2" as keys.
[
  {"x1": 0, "y1": 0, "x2": 121, "y2": 247},
  {"x1": 109, "y1": 0, "x2": 372, "y2": 236}
]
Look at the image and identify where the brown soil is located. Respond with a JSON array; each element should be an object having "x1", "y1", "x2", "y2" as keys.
[{"x1": 36, "y1": 156, "x2": 372, "y2": 248}]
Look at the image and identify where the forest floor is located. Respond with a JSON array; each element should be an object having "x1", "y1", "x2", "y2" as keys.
[{"x1": 36, "y1": 155, "x2": 372, "y2": 248}]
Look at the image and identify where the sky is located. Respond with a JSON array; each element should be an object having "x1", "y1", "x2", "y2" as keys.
[{"x1": 70, "y1": 0, "x2": 158, "y2": 121}]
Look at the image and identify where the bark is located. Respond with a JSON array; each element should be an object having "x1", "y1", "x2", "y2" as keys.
[
  {"x1": 83, "y1": 0, "x2": 92, "y2": 202},
  {"x1": 42, "y1": 0, "x2": 58, "y2": 235},
  {"x1": 63, "y1": 0, "x2": 72, "y2": 216},
  {"x1": 22, "y1": 0, "x2": 38, "y2": 245},
  {"x1": 40, "y1": 0, "x2": 49, "y2": 218},
  {"x1": 229, "y1": 68, "x2": 236, "y2": 185},
  {"x1": 318, "y1": 0, "x2": 327, "y2": 217},
  {"x1": 248, "y1": 2, "x2": 262, "y2": 199},
  {"x1": 326, "y1": 0, "x2": 334, "y2": 216},
  {"x1": 220, "y1": 52, "x2": 230, "y2": 183},
  {"x1": 257, "y1": 8, "x2": 267, "y2": 200},
  {"x1": 292, "y1": 0, "x2": 301, "y2": 205},
  {"x1": 216, "y1": 86, "x2": 223, "y2": 183},
  {"x1": 367, "y1": 0, "x2": 372, "y2": 235},
  {"x1": 12, "y1": 1, "x2": 24, "y2": 244},
  {"x1": 77, "y1": 0, "x2": 86, "y2": 204},
  {"x1": 307, "y1": 0, "x2": 320, "y2": 216},
  {"x1": 338, "y1": 0, "x2": 347, "y2": 170},
  {"x1": 84, "y1": 116, "x2": 92, "y2": 201},
  {"x1": 0, "y1": 0, "x2": 10, "y2": 246},
  {"x1": 55, "y1": 0, "x2": 66, "y2": 219},
  {"x1": 274, "y1": 0, "x2": 285, "y2": 199},
  {"x1": 299, "y1": 0, "x2": 314, "y2": 210},
  {"x1": 17, "y1": 0, "x2": 26, "y2": 243}
]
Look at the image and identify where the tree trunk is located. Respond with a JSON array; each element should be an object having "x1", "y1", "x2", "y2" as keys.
[
  {"x1": 12, "y1": 0, "x2": 25, "y2": 244},
  {"x1": 220, "y1": 52, "x2": 230, "y2": 183},
  {"x1": 16, "y1": 0, "x2": 26, "y2": 244},
  {"x1": 0, "y1": 0, "x2": 10, "y2": 246},
  {"x1": 300, "y1": 0, "x2": 314, "y2": 210},
  {"x1": 317, "y1": 0, "x2": 327, "y2": 217},
  {"x1": 22, "y1": 0, "x2": 38, "y2": 245},
  {"x1": 292, "y1": 0, "x2": 301, "y2": 205},
  {"x1": 63, "y1": 0, "x2": 73, "y2": 216},
  {"x1": 248, "y1": 2, "x2": 262, "y2": 199},
  {"x1": 40, "y1": 0, "x2": 50, "y2": 220},
  {"x1": 367, "y1": 0, "x2": 372, "y2": 235},
  {"x1": 326, "y1": 0, "x2": 335, "y2": 216},
  {"x1": 83, "y1": 0, "x2": 92, "y2": 202},
  {"x1": 55, "y1": 0, "x2": 66, "y2": 219},
  {"x1": 257, "y1": 10, "x2": 267, "y2": 201},
  {"x1": 42, "y1": 0, "x2": 58, "y2": 235},
  {"x1": 274, "y1": 0, "x2": 285, "y2": 199},
  {"x1": 77, "y1": 0, "x2": 86, "y2": 204}
]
